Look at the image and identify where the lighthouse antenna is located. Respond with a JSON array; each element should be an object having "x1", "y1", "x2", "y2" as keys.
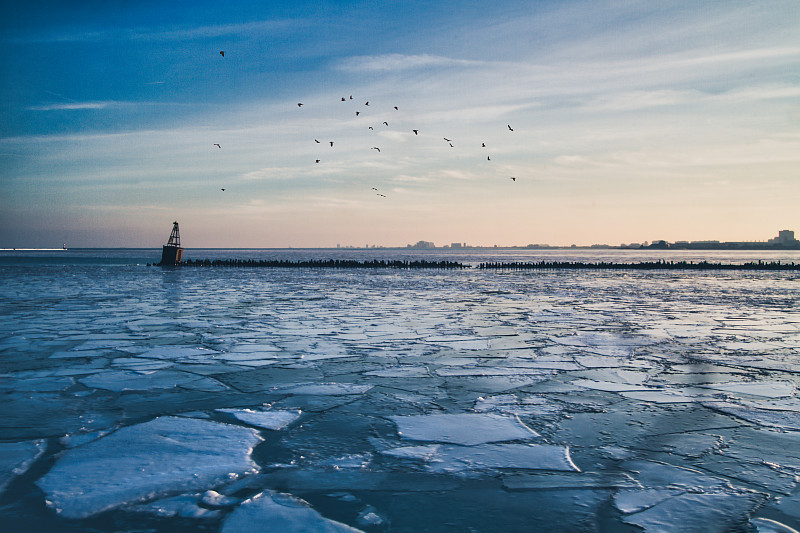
[{"x1": 166, "y1": 221, "x2": 181, "y2": 247}]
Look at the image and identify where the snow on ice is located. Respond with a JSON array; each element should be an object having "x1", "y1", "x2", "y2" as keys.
[{"x1": 36, "y1": 416, "x2": 262, "y2": 518}]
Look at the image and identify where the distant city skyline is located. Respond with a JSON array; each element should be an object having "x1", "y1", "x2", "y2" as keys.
[{"x1": 1, "y1": 1, "x2": 798, "y2": 248}]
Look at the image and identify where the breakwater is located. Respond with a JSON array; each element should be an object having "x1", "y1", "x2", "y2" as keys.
[
  {"x1": 151, "y1": 258, "x2": 800, "y2": 271},
  {"x1": 172, "y1": 258, "x2": 468, "y2": 269},
  {"x1": 478, "y1": 260, "x2": 800, "y2": 270}
]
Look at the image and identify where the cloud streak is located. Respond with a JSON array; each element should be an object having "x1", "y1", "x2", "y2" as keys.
[{"x1": 337, "y1": 53, "x2": 487, "y2": 72}]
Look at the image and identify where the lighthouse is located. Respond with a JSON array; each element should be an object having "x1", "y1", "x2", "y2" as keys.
[{"x1": 159, "y1": 221, "x2": 184, "y2": 266}]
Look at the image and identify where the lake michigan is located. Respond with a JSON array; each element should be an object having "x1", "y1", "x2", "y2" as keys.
[{"x1": 1, "y1": 248, "x2": 799, "y2": 532}]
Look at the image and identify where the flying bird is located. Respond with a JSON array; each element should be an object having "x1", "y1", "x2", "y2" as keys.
[
  {"x1": 297, "y1": 103, "x2": 303, "y2": 107},
  {"x1": 482, "y1": 142, "x2": 486, "y2": 147},
  {"x1": 443, "y1": 137, "x2": 452, "y2": 142},
  {"x1": 383, "y1": 121, "x2": 389, "y2": 126},
  {"x1": 449, "y1": 143, "x2": 454, "y2": 147},
  {"x1": 315, "y1": 139, "x2": 320, "y2": 143},
  {"x1": 371, "y1": 147, "x2": 381, "y2": 152},
  {"x1": 377, "y1": 193, "x2": 387, "y2": 197},
  {"x1": 330, "y1": 141, "x2": 334, "y2": 147},
  {"x1": 510, "y1": 177, "x2": 516, "y2": 181},
  {"x1": 220, "y1": 188, "x2": 226, "y2": 191},
  {"x1": 365, "y1": 101, "x2": 369, "y2": 106},
  {"x1": 219, "y1": 51, "x2": 224, "y2": 57},
  {"x1": 394, "y1": 106, "x2": 398, "y2": 110},
  {"x1": 342, "y1": 97, "x2": 346, "y2": 101},
  {"x1": 413, "y1": 130, "x2": 419, "y2": 135},
  {"x1": 507, "y1": 124, "x2": 513, "y2": 131},
  {"x1": 316, "y1": 159, "x2": 320, "y2": 163},
  {"x1": 213, "y1": 143, "x2": 221, "y2": 148},
  {"x1": 371, "y1": 187, "x2": 378, "y2": 191},
  {"x1": 487, "y1": 156, "x2": 491, "y2": 160},
  {"x1": 369, "y1": 126, "x2": 374, "y2": 130},
  {"x1": 350, "y1": 95, "x2": 353, "y2": 100},
  {"x1": 356, "y1": 111, "x2": 360, "y2": 116}
]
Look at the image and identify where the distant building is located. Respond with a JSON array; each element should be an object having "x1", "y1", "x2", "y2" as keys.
[
  {"x1": 408, "y1": 240, "x2": 435, "y2": 249},
  {"x1": 769, "y1": 230, "x2": 798, "y2": 246},
  {"x1": 451, "y1": 242, "x2": 465, "y2": 248}
]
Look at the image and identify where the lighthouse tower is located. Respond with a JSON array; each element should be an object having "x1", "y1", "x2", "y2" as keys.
[{"x1": 159, "y1": 221, "x2": 184, "y2": 266}]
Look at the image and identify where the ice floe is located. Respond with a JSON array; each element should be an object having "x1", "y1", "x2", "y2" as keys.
[
  {"x1": 36, "y1": 416, "x2": 262, "y2": 518},
  {"x1": 502, "y1": 471, "x2": 640, "y2": 490},
  {"x1": 138, "y1": 346, "x2": 221, "y2": 360},
  {"x1": 389, "y1": 413, "x2": 538, "y2": 445},
  {"x1": 571, "y1": 379, "x2": 654, "y2": 392},
  {"x1": 696, "y1": 380, "x2": 796, "y2": 398},
  {"x1": 383, "y1": 443, "x2": 579, "y2": 473},
  {"x1": 620, "y1": 388, "x2": 720, "y2": 403},
  {"x1": 703, "y1": 401, "x2": 800, "y2": 430},
  {"x1": 615, "y1": 460, "x2": 769, "y2": 530},
  {"x1": 0, "y1": 439, "x2": 46, "y2": 493},
  {"x1": 364, "y1": 366, "x2": 431, "y2": 378},
  {"x1": 78, "y1": 369, "x2": 227, "y2": 391},
  {"x1": 620, "y1": 492, "x2": 766, "y2": 532},
  {"x1": 750, "y1": 517, "x2": 800, "y2": 533},
  {"x1": 127, "y1": 493, "x2": 221, "y2": 519},
  {"x1": 216, "y1": 408, "x2": 301, "y2": 430},
  {"x1": 221, "y1": 490, "x2": 363, "y2": 533},
  {"x1": 436, "y1": 367, "x2": 553, "y2": 377},
  {"x1": 474, "y1": 394, "x2": 563, "y2": 417},
  {"x1": 274, "y1": 383, "x2": 374, "y2": 395}
]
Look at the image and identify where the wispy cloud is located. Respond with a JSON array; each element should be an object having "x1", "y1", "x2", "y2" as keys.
[
  {"x1": 337, "y1": 53, "x2": 486, "y2": 72},
  {"x1": 27, "y1": 101, "x2": 111, "y2": 111},
  {"x1": 8, "y1": 19, "x2": 299, "y2": 44},
  {"x1": 26, "y1": 100, "x2": 189, "y2": 112}
]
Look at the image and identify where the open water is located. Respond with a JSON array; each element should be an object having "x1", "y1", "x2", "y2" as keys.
[{"x1": 1, "y1": 248, "x2": 799, "y2": 532}]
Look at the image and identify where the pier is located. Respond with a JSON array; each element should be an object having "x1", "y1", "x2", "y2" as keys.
[
  {"x1": 147, "y1": 258, "x2": 800, "y2": 270},
  {"x1": 178, "y1": 258, "x2": 468, "y2": 269},
  {"x1": 478, "y1": 260, "x2": 800, "y2": 271}
]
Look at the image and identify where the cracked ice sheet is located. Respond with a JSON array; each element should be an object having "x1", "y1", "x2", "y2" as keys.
[
  {"x1": 389, "y1": 413, "x2": 539, "y2": 445},
  {"x1": 703, "y1": 401, "x2": 800, "y2": 430},
  {"x1": 71, "y1": 339, "x2": 138, "y2": 351},
  {"x1": 364, "y1": 366, "x2": 431, "y2": 378},
  {"x1": 126, "y1": 493, "x2": 221, "y2": 519},
  {"x1": 221, "y1": 490, "x2": 362, "y2": 533},
  {"x1": 446, "y1": 375, "x2": 550, "y2": 393},
  {"x1": 436, "y1": 367, "x2": 554, "y2": 377},
  {"x1": 0, "y1": 440, "x2": 46, "y2": 493},
  {"x1": 553, "y1": 331, "x2": 658, "y2": 348},
  {"x1": 696, "y1": 381, "x2": 796, "y2": 398},
  {"x1": 138, "y1": 346, "x2": 221, "y2": 361},
  {"x1": 36, "y1": 417, "x2": 262, "y2": 519},
  {"x1": 425, "y1": 336, "x2": 491, "y2": 351},
  {"x1": 274, "y1": 383, "x2": 374, "y2": 395},
  {"x1": 79, "y1": 370, "x2": 228, "y2": 392},
  {"x1": 574, "y1": 355, "x2": 655, "y2": 369},
  {"x1": 620, "y1": 492, "x2": 766, "y2": 532},
  {"x1": 216, "y1": 408, "x2": 301, "y2": 430},
  {"x1": 613, "y1": 460, "x2": 771, "y2": 529},
  {"x1": 383, "y1": 444, "x2": 579, "y2": 473},
  {"x1": 475, "y1": 394, "x2": 564, "y2": 417},
  {"x1": 620, "y1": 388, "x2": 721, "y2": 403},
  {"x1": 0, "y1": 375, "x2": 74, "y2": 392},
  {"x1": 571, "y1": 379, "x2": 654, "y2": 392}
]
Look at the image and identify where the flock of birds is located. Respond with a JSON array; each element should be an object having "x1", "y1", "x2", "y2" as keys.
[{"x1": 213, "y1": 51, "x2": 519, "y2": 197}]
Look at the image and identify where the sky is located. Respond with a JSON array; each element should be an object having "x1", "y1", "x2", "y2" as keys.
[{"x1": 1, "y1": 0, "x2": 798, "y2": 248}]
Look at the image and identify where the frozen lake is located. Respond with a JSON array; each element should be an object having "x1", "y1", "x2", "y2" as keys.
[{"x1": 1, "y1": 249, "x2": 799, "y2": 532}]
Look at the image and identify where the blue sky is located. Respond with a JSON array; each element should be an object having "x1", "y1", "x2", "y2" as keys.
[{"x1": 1, "y1": 0, "x2": 798, "y2": 248}]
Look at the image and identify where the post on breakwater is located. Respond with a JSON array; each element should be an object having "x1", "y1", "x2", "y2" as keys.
[{"x1": 159, "y1": 221, "x2": 183, "y2": 266}]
